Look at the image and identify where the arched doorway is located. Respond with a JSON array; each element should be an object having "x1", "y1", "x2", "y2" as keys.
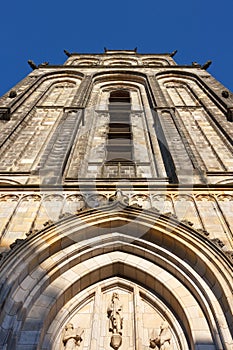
[{"x1": 0, "y1": 204, "x2": 232, "y2": 349}]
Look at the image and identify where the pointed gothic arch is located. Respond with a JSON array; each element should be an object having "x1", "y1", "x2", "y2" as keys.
[{"x1": 0, "y1": 204, "x2": 232, "y2": 349}]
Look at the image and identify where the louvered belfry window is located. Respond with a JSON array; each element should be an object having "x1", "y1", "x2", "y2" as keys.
[{"x1": 103, "y1": 90, "x2": 136, "y2": 177}]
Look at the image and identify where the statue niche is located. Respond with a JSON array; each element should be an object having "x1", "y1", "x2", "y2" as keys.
[
  {"x1": 63, "y1": 323, "x2": 83, "y2": 349},
  {"x1": 107, "y1": 292, "x2": 123, "y2": 349}
]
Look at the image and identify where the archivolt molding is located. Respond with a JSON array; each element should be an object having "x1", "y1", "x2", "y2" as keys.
[
  {"x1": 92, "y1": 71, "x2": 149, "y2": 87},
  {"x1": 102, "y1": 57, "x2": 139, "y2": 66},
  {"x1": 92, "y1": 80, "x2": 143, "y2": 97},
  {"x1": 0, "y1": 202, "x2": 232, "y2": 349},
  {"x1": 11, "y1": 71, "x2": 84, "y2": 110},
  {"x1": 156, "y1": 70, "x2": 204, "y2": 83},
  {"x1": 101, "y1": 82, "x2": 139, "y2": 93},
  {"x1": 156, "y1": 71, "x2": 231, "y2": 115},
  {"x1": 69, "y1": 58, "x2": 100, "y2": 66},
  {"x1": 156, "y1": 74, "x2": 206, "y2": 106},
  {"x1": 0, "y1": 179, "x2": 22, "y2": 186},
  {"x1": 91, "y1": 80, "x2": 144, "y2": 111},
  {"x1": 141, "y1": 57, "x2": 171, "y2": 66},
  {"x1": 216, "y1": 178, "x2": 233, "y2": 185}
]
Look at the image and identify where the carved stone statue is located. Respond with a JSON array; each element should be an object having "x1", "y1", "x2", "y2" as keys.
[
  {"x1": 63, "y1": 323, "x2": 83, "y2": 349},
  {"x1": 150, "y1": 321, "x2": 172, "y2": 350},
  {"x1": 107, "y1": 292, "x2": 123, "y2": 349},
  {"x1": 107, "y1": 292, "x2": 123, "y2": 334}
]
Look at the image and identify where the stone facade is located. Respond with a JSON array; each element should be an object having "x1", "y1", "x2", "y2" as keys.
[{"x1": 0, "y1": 49, "x2": 232, "y2": 349}]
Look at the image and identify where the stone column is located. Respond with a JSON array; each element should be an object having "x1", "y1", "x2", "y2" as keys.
[
  {"x1": 36, "y1": 109, "x2": 83, "y2": 185},
  {"x1": 155, "y1": 107, "x2": 202, "y2": 184}
]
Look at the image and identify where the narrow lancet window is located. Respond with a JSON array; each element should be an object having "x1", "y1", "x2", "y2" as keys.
[{"x1": 103, "y1": 90, "x2": 136, "y2": 177}]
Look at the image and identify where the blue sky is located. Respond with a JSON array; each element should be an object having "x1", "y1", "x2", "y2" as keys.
[{"x1": 0, "y1": 0, "x2": 232, "y2": 96}]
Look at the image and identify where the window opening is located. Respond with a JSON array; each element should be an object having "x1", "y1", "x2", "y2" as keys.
[{"x1": 103, "y1": 90, "x2": 136, "y2": 177}]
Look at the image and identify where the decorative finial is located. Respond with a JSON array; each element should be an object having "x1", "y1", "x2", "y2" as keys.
[
  {"x1": 170, "y1": 49, "x2": 178, "y2": 57},
  {"x1": 201, "y1": 60, "x2": 212, "y2": 70},
  {"x1": 104, "y1": 47, "x2": 108, "y2": 53},
  {"x1": 28, "y1": 60, "x2": 38, "y2": 70},
  {"x1": 134, "y1": 47, "x2": 138, "y2": 52},
  {"x1": 64, "y1": 49, "x2": 71, "y2": 57}
]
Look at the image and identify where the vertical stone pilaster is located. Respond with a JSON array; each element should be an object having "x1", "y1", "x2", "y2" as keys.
[
  {"x1": 147, "y1": 75, "x2": 169, "y2": 108},
  {"x1": 70, "y1": 75, "x2": 93, "y2": 108},
  {"x1": 167, "y1": 108, "x2": 207, "y2": 180},
  {"x1": 154, "y1": 108, "x2": 205, "y2": 184},
  {"x1": 36, "y1": 109, "x2": 83, "y2": 184},
  {"x1": 133, "y1": 286, "x2": 143, "y2": 350},
  {"x1": 189, "y1": 73, "x2": 233, "y2": 143},
  {"x1": 90, "y1": 287, "x2": 101, "y2": 350}
]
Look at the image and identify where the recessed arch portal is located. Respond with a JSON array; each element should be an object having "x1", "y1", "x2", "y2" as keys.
[
  {"x1": 0, "y1": 206, "x2": 232, "y2": 349},
  {"x1": 44, "y1": 277, "x2": 188, "y2": 350}
]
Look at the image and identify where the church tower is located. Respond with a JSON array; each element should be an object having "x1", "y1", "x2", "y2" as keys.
[{"x1": 0, "y1": 49, "x2": 232, "y2": 349}]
